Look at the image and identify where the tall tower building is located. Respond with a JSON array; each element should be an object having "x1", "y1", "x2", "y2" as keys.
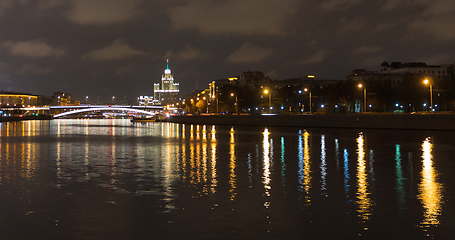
[{"x1": 153, "y1": 59, "x2": 180, "y2": 105}]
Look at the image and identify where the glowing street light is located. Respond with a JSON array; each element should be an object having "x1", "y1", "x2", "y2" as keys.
[
  {"x1": 357, "y1": 83, "x2": 367, "y2": 112},
  {"x1": 423, "y1": 78, "x2": 433, "y2": 111},
  {"x1": 230, "y1": 92, "x2": 239, "y2": 115},
  {"x1": 304, "y1": 88, "x2": 312, "y2": 113},
  {"x1": 263, "y1": 88, "x2": 271, "y2": 113}
]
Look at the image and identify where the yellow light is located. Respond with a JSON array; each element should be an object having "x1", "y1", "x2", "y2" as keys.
[
  {"x1": 0, "y1": 94, "x2": 38, "y2": 98},
  {"x1": 423, "y1": 79, "x2": 430, "y2": 85},
  {"x1": 230, "y1": 93, "x2": 235, "y2": 97},
  {"x1": 307, "y1": 75, "x2": 316, "y2": 78},
  {"x1": 419, "y1": 137, "x2": 442, "y2": 227},
  {"x1": 357, "y1": 83, "x2": 363, "y2": 89},
  {"x1": 263, "y1": 89, "x2": 269, "y2": 95},
  {"x1": 228, "y1": 77, "x2": 238, "y2": 81},
  {"x1": 304, "y1": 88, "x2": 309, "y2": 92},
  {"x1": 203, "y1": 97, "x2": 207, "y2": 100}
]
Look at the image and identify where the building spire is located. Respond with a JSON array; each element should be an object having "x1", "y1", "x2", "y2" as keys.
[{"x1": 165, "y1": 58, "x2": 170, "y2": 70}]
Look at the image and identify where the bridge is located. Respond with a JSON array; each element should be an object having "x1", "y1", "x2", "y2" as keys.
[{"x1": 0, "y1": 105, "x2": 164, "y2": 118}]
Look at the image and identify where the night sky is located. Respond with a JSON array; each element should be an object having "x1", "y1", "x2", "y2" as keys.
[{"x1": 0, "y1": 0, "x2": 454, "y2": 99}]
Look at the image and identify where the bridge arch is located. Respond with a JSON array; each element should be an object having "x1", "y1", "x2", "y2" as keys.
[{"x1": 53, "y1": 107, "x2": 157, "y2": 118}]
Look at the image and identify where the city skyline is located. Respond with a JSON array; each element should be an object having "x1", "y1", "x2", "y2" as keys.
[{"x1": 0, "y1": 0, "x2": 454, "y2": 99}]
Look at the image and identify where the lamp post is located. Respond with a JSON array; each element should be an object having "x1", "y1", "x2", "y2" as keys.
[
  {"x1": 263, "y1": 88, "x2": 271, "y2": 113},
  {"x1": 304, "y1": 88, "x2": 312, "y2": 113},
  {"x1": 203, "y1": 96, "x2": 208, "y2": 113},
  {"x1": 230, "y1": 92, "x2": 239, "y2": 115},
  {"x1": 357, "y1": 83, "x2": 367, "y2": 112},
  {"x1": 423, "y1": 78, "x2": 433, "y2": 111}
]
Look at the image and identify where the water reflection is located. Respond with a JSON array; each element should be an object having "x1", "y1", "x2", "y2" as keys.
[
  {"x1": 262, "y1": 128, "x2": 272, "y2": 231},
  {"x1": 229, "y1": 127, "x2": 237, "y2": 200},
  {"x1": 210, "y1": 126, "x2": 217, "y2": 193},
  {"x1": 320, "y1": 135, "x2": 327, "y2": 196},
  {"x1": 280, "y1": 137, "x2": 286, "y2": 188},
  {"x1": 303, "y1": 131, "x2": 311, "y2": 203},
  {"x1": 262, "y1": 128, "x2": 272, "y2": 200},
  {"x1": 343, "y1": 149, "x2": 350, "y2": 194},
  {"x1": 0, "y1": 120, "x2": 453, "y2": 239},
  {"x1": 356, "y1": 133, "x2": 372, "y2": 222},
  {"x1": 419, "y1": 137, "x2": 443, "y2": 229},
  {"x1": 395, "y1": 144, "x2": 405, "y2": 208}
]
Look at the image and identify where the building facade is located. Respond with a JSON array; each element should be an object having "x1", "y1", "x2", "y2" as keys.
[
  {"x1": 0, "y1": 92, "x2": 39, "y2": 107},
  {"x1": 154, "y1": 59, "x2": 180, "y2": 105}
]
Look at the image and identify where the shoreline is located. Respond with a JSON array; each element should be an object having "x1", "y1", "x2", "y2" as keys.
[
  {"x1": 168, "y1": 113, "x2": 455, "y2": 131},
  {"x1": 0, "y1": 116, "x2": 52, "y2": 122}
]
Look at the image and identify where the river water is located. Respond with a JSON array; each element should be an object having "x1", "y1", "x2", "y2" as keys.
[{"x1": 0, "y1": 119, "x2": 453, "y2": 240}]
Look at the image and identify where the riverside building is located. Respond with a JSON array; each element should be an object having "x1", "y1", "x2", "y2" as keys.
[{"x1": 0, "y1": 92, "x2": 39, "y2": 107}]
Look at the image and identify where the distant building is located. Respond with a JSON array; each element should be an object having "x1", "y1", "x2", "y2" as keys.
[
  {"x1": 351, "y1": 61, "x2": 455, "y2": 86},
  {"x1": 0, "y1": 92, "x2": 39, "y2": 107},
  {"x1": 379, "y1": 61, "x2": 453, "y2": 81},
  {"x1": 53, "y1": 91, "x2": 73, "y2": 106},
  {"x1": 154, "y1": 59, "x2": 180, "y2": 105},
  {"x1": 137, "y1": 96, "x2": 158, "y2": 106}
]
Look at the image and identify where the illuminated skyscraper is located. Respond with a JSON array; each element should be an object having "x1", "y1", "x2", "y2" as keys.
[{"x1": 154, "y1": 59, "x2": 180, "y2": 105}]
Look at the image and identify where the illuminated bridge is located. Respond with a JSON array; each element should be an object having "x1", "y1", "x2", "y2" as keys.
[{"x1": 0, "y1": 105, "x2": 163, "y2": 118}]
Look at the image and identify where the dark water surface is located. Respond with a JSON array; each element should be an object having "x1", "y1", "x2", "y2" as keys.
[{"x1": 0, "y1": 120, "x2": 454, "y2": 240}]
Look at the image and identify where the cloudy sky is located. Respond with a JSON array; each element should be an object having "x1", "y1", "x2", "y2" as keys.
[{"x1": 0, "y1": 0, "x2": 454, "y2": 99}]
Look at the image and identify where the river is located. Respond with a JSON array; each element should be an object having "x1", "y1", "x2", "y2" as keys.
[{"x1": 0, "y1": 119, "x2": 453, "y2": 239}]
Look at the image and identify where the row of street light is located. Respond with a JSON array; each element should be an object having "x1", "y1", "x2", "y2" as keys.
[
  {"x1": 170, "y1": 77, "x2": 435, "y2": 114},
  {"x1": 356, "y1": 77, "x2": 434, "y2": 112}
]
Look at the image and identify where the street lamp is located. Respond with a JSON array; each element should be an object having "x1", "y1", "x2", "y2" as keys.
[
  {"x1": 423, "y1": 78, "x2": 433, "y2": 111},
  {"x1": 263, "y1": 88, "x2": 271, "y2": 113},
  {"x1": 304, "y1": 88, "x2": 312, "y2": 113},
  {"x1": 112, "y1": 96, "x2": 115, "y2": 104},
  {"x1": 357, "y1": 83, "x2": 367, "y2": 112},
  {"x1": 230, "y1": 92, "x2": 239, "y2": 115},
  {"x1": 203, "y1": 96, "x2": 208, "y2": 113}
]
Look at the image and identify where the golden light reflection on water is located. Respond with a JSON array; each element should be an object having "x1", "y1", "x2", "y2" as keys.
[
  {"x1": 181, "y1": 125, "x2": 219, "y2": 195},
  {"x1": 210, "y1": 126, "x2": 217, "y2": 193},
  {"x1": 0, "y1": 123, "x2": 40, "y2": 181},
  {"x1": 419, "y1": 137, "x2": 442, "y2": 228},
  {"x1": 201, "y1": 127, "x2": 209, "y2": 193},
  {"x1": 262, "y1": 128, "x2": 272, "y2": 199},
  {"x1": 229, "y1": 127, "x2": 237, "y2": 200},
  {"x1": 356, "y1": 133, "x2": 372, "y2": 222},
  {"x1": 303, "y1": 131, "x2": 311, "y2": 203}
]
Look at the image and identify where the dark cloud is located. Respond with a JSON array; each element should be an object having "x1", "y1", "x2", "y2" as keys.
[
  {"x1": 84, "y1": 39, "x2": 146, "y2": 61},
  {"x1": 301, "y1": 50, "x2": 328, "y2": 65},
  {"x1": 168, "y1": 0, "x2": 299, "y2": 35},
  {"x1": 67, "y1": 0, "x2": 142, "y2": 25},
  {"x1": 227, "y1": 43, "x2": 272, "y2": 63},
  {"x1": 0, "y1": 0, "x2": 454, "y2": 100},
  {"x1": 169, "y1": 45, "x2": 205, "y2": 61},
  {"x1": 2, "y1": 40, "x2": 65, "y2": 57}
]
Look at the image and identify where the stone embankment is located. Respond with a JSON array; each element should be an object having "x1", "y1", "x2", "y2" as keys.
[{"x1": 169, "y1": 113, "x2": 455, "y2": 130}]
